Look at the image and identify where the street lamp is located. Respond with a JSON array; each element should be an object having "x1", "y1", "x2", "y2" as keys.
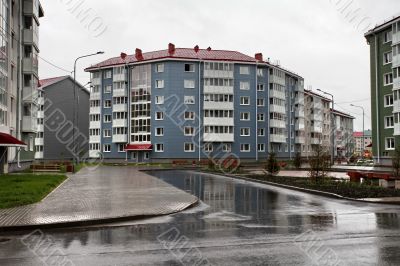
[
  {"x1": 350, "y1": 104, "x2": 365, "y2": 158},
  {"x1": 317, "y1": 89, "x2": 335, "y2": 165},
  {"x1": 73, "y1": 51, "x2": 104, "y2": 167}
]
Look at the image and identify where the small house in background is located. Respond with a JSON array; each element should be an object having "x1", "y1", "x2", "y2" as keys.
[{"x1": 35, "y1": 76, "x2": 89, "y2": 161}]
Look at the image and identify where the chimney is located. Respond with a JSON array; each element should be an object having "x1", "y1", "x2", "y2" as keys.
[
  {"x1": 168, "y1": 43, "x2": 175, "y2": 55},
  {"x1": 207, "y1": 47, "x2": 212, "y2": 51},
  {"x1": 135, "y1": 48, "x2": 143, "y2": 61},
  {"x1": 120, "y1": 52, "x2": 127, "y2": 60},
  {"x1": 194, "y1": 45, "x2": 199, "y2": 53},
  {"x1": 255, "y1": 53, "x2": 263, "y2": 62}
]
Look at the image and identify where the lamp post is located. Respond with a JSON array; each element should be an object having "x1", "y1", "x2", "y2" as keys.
[
  {"x1": 73, "y1": 52, "x2": 104, "y2": 167},
  {"x1": 351, "y1": 104, "x2": 365, "y2": 158},
  {"x1": 317, "y1": 89, "x2": 334, "y2": 165}
]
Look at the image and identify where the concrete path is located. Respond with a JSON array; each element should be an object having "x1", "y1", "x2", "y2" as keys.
[{"x1": 0, "y1": 166, "x2": 198, "y2": 230}]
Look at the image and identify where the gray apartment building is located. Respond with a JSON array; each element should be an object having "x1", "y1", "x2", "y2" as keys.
[{"x1": 35, "y1": 76, "x2": 89, "y2": 161}]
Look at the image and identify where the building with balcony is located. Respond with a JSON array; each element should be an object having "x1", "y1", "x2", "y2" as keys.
[
  {"x1": 353, "y1": 130, "x2": 372, "y2": 156},
  {"x1": 0, "y1": 0, "x2": 44, "y2": 173},
  {"x1": 331, "y1": 109, "x2": 355, "y2": 158},
  {"x1": 365, "y1": 15, "x2": 400, "y2": 164},
  {"x1": 34, "y1": 76, "x2": 89, "y2": 160}
]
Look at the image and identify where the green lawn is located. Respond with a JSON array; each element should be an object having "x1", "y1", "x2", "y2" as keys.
[{"x1": 0, "y1": 174, "x2": 67, "y2": 209}]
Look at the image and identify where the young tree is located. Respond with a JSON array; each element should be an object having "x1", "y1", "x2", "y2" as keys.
[
  {"x1": 392, "y1": 146, "x2": 400, "y2": 178},
  {"x1": 308, "y1": 145, "x2": 331, "y2": 181},
  {"x1": 293, "y1": 152, "x2": 302, "y2": 169},
  {"x1": 266, "y1": 152, "x2": 280, "y2": 176}
]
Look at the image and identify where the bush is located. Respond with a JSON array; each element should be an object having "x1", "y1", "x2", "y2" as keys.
[
  {"x1": 293, "y1": 152, "x2": 302, "y2": 169},
  {"x1": 266, "y1": 153, "x2": 280, "y2": 176},
  {"x1": 308, "y1": 145, "x2": 331, "y2": 181}
]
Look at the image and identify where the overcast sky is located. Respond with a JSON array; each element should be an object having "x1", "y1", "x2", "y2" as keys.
[{"x1": 39, "y1": 0, "x2": 400, "y2": 131}]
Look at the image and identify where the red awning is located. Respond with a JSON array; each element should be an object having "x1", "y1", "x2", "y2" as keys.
[
  {"x1": 366, "y1": 143, "x2": 372, "y2": 148},
  {"x1": 124, "y1": 144, "x2": 153, "y2": 151},
  {"x1": 0, "y1": 132, "x2": 27, "y2": 147}
]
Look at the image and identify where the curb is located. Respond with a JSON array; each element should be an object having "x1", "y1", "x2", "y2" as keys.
[
  {"x1": 0, "y1": 199, "x2": 199, "y2": 233},
  {"x1": 194, "y1": 170, "x2": 400, "y2": 206}
]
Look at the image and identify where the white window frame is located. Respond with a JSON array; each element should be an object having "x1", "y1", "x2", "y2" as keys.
[
  {"x1": 184, "y1": 64, "x2": 195, "y2": 72},
  {"x1": 103, "y1": 144, "x2": 111, "y2": 153},
  {"x1": 155, "y1": 127, "x2": 164, "y2": 136},
  {"x1": 239, "y1": 66, "x2": 249, "y2": 75},
  {"x1": 104, "y1": 100, "x2": 111, "y2": 108},
  {"x1": 184, "y1": 96, "x2": 195, "y2": 105},
  {"x1": 257, "y1": 113, "x2": 265, "y2": 122},
  {"x1": 204, "y1": 143, "x2": 213, "y2": 153},
  {"x1": 257, "y1": 98, "x2": 265, "y2": 107},
  {"x1": 104, "y1": 85, "x2": 112, "y2": 93},
  {"x1": 118, "y1": 144, "x2": 125, "y2": 153},
  {"x1": 240, "y1": 143, "x2": 250, "y2": 152},
  {"x1": 385, "y1": 116, "x2": 394, "y2": 128},
  {"x1": 384, "y1": 73, "x2": 393, "y2": 86},
  {"x1": 240, "y1": 127, "x2": 250, "y2": 137},
  {"x1": 383, "y1": 51, "x2": 393, "y2": 65},
  {"x1": 240, "y1": 81, "x2": 250, "y2": 90},
  {"x1": 156, "y1": 63, "x2": 164, "y2": 73},
  {"x1": 385, "y1": 137, "x2": 395, "y2": 150},
  {"x1": 240, "y1": 96, "x2": 250, "y2": 105},
  {"x1": 258, "y1": 143, "x2": 265, "y2": 152},
  {"x1": 384, "y1": 94, "x2": 394, "y2": 107},
  {"x1": 155, "y1": 80, "x2": 164, "y2": 89},
  {"x1": 257, "y1": 84, "x2": 264, "y2": 91},
  {"x1": 184, "y1": 79, "x2": 195, "y2": 89},
  {"x1": 155, "y1": 143, "x2": 164, "y2": 152},
  {"x1": 384, "y1": 30, "x2": 392, "y2": 43},
  {"x1": 258, "y1": 128, "x2": 265, "y2": 136},
  {"x1": 184, "y1": 142, "x2": 195, "y2": 152},
  {"x1": 155, "y1": 112, "x2": 164, "y2": 120},
  {"x1": 103, "y1": 129, "x2": 111, "y2": 138},
  {"x1": 222, "y1": 143, "x2": 232, "y2": 152},
  {"x1": 184, "y1": 111, "x2": 195, "y2": 120},
  {"x1": 155, "y1": 95, "x2": 164, "y2": 105},
  {"x1": 240, "y1": 112, "x2": 250, "y2": 121},
  {"x1": 184, "y1": 126, "x2": 194, "y2": 136}
]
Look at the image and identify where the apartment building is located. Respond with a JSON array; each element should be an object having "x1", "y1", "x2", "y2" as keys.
[
  {"x1": 353, "y1": 130, "x2": 372, "y2": 155},
  {"x1": 85, "y1": 44, "x2": 306, "y2": 162},
  {"x1": 0, "y1": 0, "x2": 44, "y2": 173},
  {"x1": 302, "y1": 90, "x2": 332, "y2": 157},
  {"x1": 365, "y1": 15, "x2": 400, "y2": 164},
  {"x1": 35, "y1": 76, "x2": 89, "y2": 160},
  {"x1": 332, "y1": 109, "x2": 355, "y2": 158}
]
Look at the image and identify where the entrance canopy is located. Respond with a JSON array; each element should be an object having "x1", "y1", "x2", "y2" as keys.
[
  {"x1": 124, "y1": 144, "x2": 153, "y2": 151},
  {"x1": 0, "y1": 132, "x2": 26, "y2": 147}
]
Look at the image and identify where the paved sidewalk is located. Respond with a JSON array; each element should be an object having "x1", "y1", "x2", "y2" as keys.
[{"x1": 0, "y1": 166, "x2": 198, "y2": 230}]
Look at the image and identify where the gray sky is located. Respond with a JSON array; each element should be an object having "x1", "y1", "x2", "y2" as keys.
[{"x1": 39, "y1": 0, "x2": 400, "y2": 131}]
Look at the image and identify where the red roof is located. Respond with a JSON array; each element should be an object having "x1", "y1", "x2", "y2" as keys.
[
  {"x1": 0, "y1": 132, "x2": 26, "y2": 147},
  {"x1": 125, "y1": 144, "x2": 153, "y2": 151},
  {"x1": 38, "y1": 76, "x2": 69, "y2": 89},
  {"x1": 85, "y1": 48, "x2": 257, "y2": 71}
]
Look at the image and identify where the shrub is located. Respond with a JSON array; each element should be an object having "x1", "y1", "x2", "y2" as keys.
[
  {"x1": 308, "y1": 145, "x2": 331, "y2": 181},
  {"x1": 266, "y1": 153, "x2": 280, "y2": 176},
  {"x1": 293, "y1": 152, "x2": 302, "y2": 169}
]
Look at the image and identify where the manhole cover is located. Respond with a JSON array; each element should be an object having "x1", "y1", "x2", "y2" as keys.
[{"x1": 0, "y1": 238, "x2": 11, "y2": 243}]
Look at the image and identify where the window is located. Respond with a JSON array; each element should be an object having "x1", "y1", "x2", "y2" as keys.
[
  {"x1": 204, "y1": 143, "x2": 213, "y2": 153},
  {"x1": 104, "y1": 100, "x2": 111, "y2": 108},
  {"x1": 257, "y1": 113, "x2": 265, "y2": 121},
  {"x1": 258, "y1": 143, "x2": 265, "y2": 152},
  {"x1": 184, "y1": 143, "x2": 195, "y2": 152},
  {"x1": 155, "y1": 112, "x2": 164, "y2": 120},
  {"x1": 240, "y1": 144, "x2": 250, "y2": 152},
  {"x1": 184, "y1": 96, "x2": 195, "y2": 105},
  {"x1": 240, "y1": 81, "x2": 250, "y2": 90},
  {"x1": 384, "y1": 94, "x2": 394, "y2": 107},
  {"x1": 105, "y1": 70, "x2": 112, "y2": 79},
  {"x1": 103, "y1": 129, "x2": 111, "y2": 138},
  {"x1": 184, "y1": 80, "x2": 195, "y2": 88},
  {"x1": 384, "y1": 51, "x2": 392, "y2": 65},
  {"x1": 155, "y1": 96, "x2": 164, "y2": 104},
  {"x1": 103, "y1": 114, "x2": 111, "y2": 123},
  {"x1": 240, "y1": 66, "x2": 249, "y2": 75},
  {"x1": 155, "y1": 144, "x2": 164, "y2": 152},
  {"x1": 384, "y1": 31, "x2": 392, "y2": 43},
  {"x1": 156, "y1": 63, "x2": 164, "y2": 73},
  {"x1": 385, "y1": 116, "x2": 394, "y2": 128},
  {"x1": 384, "y1": 73, "x2": 393, "y2": 86},
  {"x1": 103, "y1": 144, "x2": 111, "y2": 152},
  {"x1": 257, "y1": 69, "x2": 263, "y2": 76},
  {"x1": 184, "y1": 64, "x2": 195, "y2": 72},
  {"x1": 222, "y1": 143, "x2": 231, "y2": 152},
  {"x1": 156, "y1": 80, "x2": 164, "y2": 88},
  {"x1": 258, "y1": 128, "x2": 265, "y2": 136},
  {"x1": 118, "y1": 144, "x2": 125, "y2": 152},
  {"x1": 184, "y1": 111, "x2": 195, "y2": 120},
  {"x1": 240, "y1": 96, "x2": 250, "y2": 105},
  {"x1": 240, "y1": 128, "x2": 250, "y2": 136},
  {"x1": 257, "y1": 98, "x2": 265, "y2": 106},
  {"x1": 155, "y1": 127, "x2": 164, "y2": 136},
  {"x1": 240, "y1": 112, "x2": 250, "y2": 121},
  {"x1": 257, "y1": 84, "x2": 264, "y2": 91},
  {"x1": 184, "y1": 126, "x2": 194, "y2": 136},
  {"x1": 144, "y1": 152, "x2": 150, "y2": 160},
  {"x1": 386, "y1": 137, "x2": 395, "y2": 150},
  {"x1": 104, "y1": 85, "x2": 112, "y2": 93}
]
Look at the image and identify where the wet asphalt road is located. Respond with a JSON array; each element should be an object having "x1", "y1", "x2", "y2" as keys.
[{"x1": 1, "y1": 170, "x2": 400, "y2": 266}]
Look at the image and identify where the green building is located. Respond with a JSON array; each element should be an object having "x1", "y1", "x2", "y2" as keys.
[{"x1": 365, "y1": 16, "x2": 400, "y2": 165}]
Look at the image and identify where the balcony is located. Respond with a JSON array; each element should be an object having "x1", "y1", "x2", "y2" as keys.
[
  {"x1": 89, "y1": 136, "x2": 101, "y2": 143},
  {"x1": 393, "y1": 77, "x2": 400, "y2": 90},
  {"x1": 313, "y1": 102, "x2": 323, "y2": 110},
  {"x1": 295, "y1": 137, "x2": 305, "y2": 144},
  {"x1": 270, "y1": 119, "x2": 286, "y2": 128},
  {"x1": 203, "y1": 101, "x2": 233, "y2": 110},
  {"x1": 113, "y1": 88, "x2": 127, "y2": 97},
  {"x1": 90, "y1": 106, "x2": 101, "y2": 114},
  {"x1": 311, "y1": 125, "x2": 323, "y2": 133},
  {"x1": 90, "y1": 92, "x2": 101, "y2": 100},
  {"x1": 35, "y1": 138, "x2": 43, "y2": 146},
  {"x1": 395, "y1": 123, "x2": 400, "y2": 136},
  {"x1": 23, "y1": 0, "x2": 42, "y2": 19},
  {"x1": 113, "y1": 104, "x2": 128, "y2": 112},
  {"x1": 295, "y1": 108, "x2": 304, "y2": 118},
  {"x1": 394, "y1": 99, "x2": 400, "y2": 113},
  {"x1": 37, "y1": 97, "x2": 44, "y2": 105},
  {"x1": 92, "y1": 77, "x2": 101, "y2": 86},
  {"x1": 311, "y1": 138, "x2": 321, "y2": 145},
  {"x1": 269, "y1": 89, "x2": 286, "y2": 100},
  {"x1": 393, "y1": 54, "x2": 400, "y2": 68},
  {"x1": 34, "y1": 152, "x2": 43, "y2": 159},
  {"x1": 294, "y1": 96, "x2": 304, "y2": 105},
  {"x1": 22, "y1": 116, "x2": 37, "y2": 133},
  {"x1": 270, "y1": 104, "x2": 286, "y2": 114},
  {"x1": 204, "y1": 69, "x2": 233, "y2": 78},
  {"x1": 37, "y1": 111, "x2": 44, "y2": 119},
  {"x1": 270, "y1": 134, "x2": 286, "y2": 143},
  {"x1": 23, "y1": 57, "x2": 38, "y2": 76},
  {"x1": 112, "y1": 134, "x2": 128, "y2": 143},
  {"x1": 113, "y1": 119, "x2": 128, "y2": 127},
  {"x1": 203, "y1": 133, "x2": 234, "y2": 142},
  {"x1": 37, "y1": 124, "x2": 43, "y2": 132},
  {"x1": 393, "y1": 31, "x2": 400, "y2": 45},
  {"x1": 90, "y1": 121, "x2": 101, "y2": 129},
  {"x1": 23, "y1": 29, "x2": 39, "y2": 49},
  {"x1": 270, "y1": 75, "x2": 285, "y2": 86},
  {"x1": 204, "y1": 86, "x2": 234, "y2": 94},
  {"x1": 203, "y1": 117, "x2": 234, "y2": 126},
  {"x1": 295, "y1": 121, "x2": 305, "y2": 130},
  {"x1": 311, "y1": 113, "x2": 323, "y2": 121},
  {"x1": 113, "y1": 73, "x2": 126, "y2": 82},
  {"x1": 89, "y1": 150, "x2": 101, "y2": 158},
  {"x1": 22, "y1": 86, "x2": 38, "y2": 103}
]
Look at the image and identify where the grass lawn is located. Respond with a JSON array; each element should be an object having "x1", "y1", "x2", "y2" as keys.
[
  {"x1": 248, "y1": 175, "x2": 400, "y2": 199},
  {"x1": 0, "y1": 174, "x2": 67, "y2": 209}
]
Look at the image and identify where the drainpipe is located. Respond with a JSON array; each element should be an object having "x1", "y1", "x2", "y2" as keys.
[
  {"x1": 16, "y1": 0, "x2": 23, "y2": 168},
  {"x1": 374, "y1": 34, "x2": 380, "y2": 164}
]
